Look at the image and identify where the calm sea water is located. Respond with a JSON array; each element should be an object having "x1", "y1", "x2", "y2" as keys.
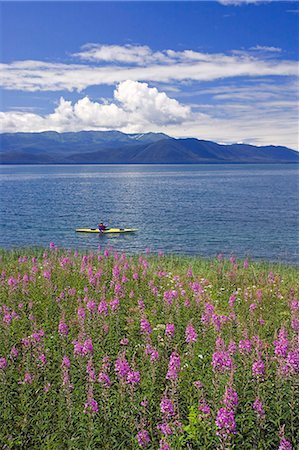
[{"x1": 0, "y1": 164, "x2": 298, "y2": 263}]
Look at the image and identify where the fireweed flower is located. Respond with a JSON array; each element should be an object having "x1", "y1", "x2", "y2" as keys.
[
  {"x1": 115, "y1": 354, "x2": 131, "y2": 379},
  {"x1": 77, "y1": 307, "x2": 86, "y2": 321},
  {"x1": 126, "y1": 370, "x2": 141, "y2": 385},
  {"x1": 159, "y1": 439, "x2": 170, "y2": 450},
  {"x1": 239, "y1": 339, "x2": 252, "y2": 354},
  {"x1": 278, "y1": 438, "x2": 293, "y2": 450},
  {"x1": 73, "y1": 340, "x2": 83, "y2": 356},
  {"x1": 185, "y1": 323, "x2": 198, "y2": 343},
  {"x1": 58, "y1": 320, "x2": 68, "y2": 337},
  {"x1": 145, "y1": 345, "x2": 159, "y2": 362},
  {"x1": 228, "y1": 340, "x2": 237, "y2": 355},
  {"x1": 86, "y1": 359, "x2": 96, "y2": 383},
  {"x1": 61, "y1": 356, "x2": 71, "y2": 387},
  {"x1": 198, "y1": 398, "x2": 211, "y2": 416},
  {"x1": 166, "y1": 351, "x2": 181, "y2": 381},
  {"x1": 223, "y1": 386, "x2": 238, "y2": 410},
  {"x1": 287, "y1": 350, "x2": 299, "y2": 373},
  {"x1": 194, "y1": 380, "x2": 203, "y2": 390},
  {"x1": 274, "y1": 328, "x2": 289, "y2": 358},
  {"x1": 215, "y1": 407, "x2": 237, "y2": 438},
  {"x1": 165, "y1": 323, "x2": 175, "y2": 338},
  {"x1": 249, "y1": 303, "x2": 257, "y2": 313},
  {"x1": 212, "y1": 351, "x2": 233, "y2": 373},
  {"x1": 37, "y1": 353, "x2": 47, "y2": 366},
  {"x1": 136, "y1": 429, "x2": 150, "y2": 448},
  {"x1": 140, "y1": 318, "x2": 152, "y2": 335},
  {"x1": 84, "y1": 388, "x2": 98, "y2": 414},
  {"x1": 229, "y1": 294, "x2": 237, "y2": 308},
  {"x1": 291, "y1": 300, "x2": 298, "y2": 311},
  {"x1": 0, "y1": 357, "x2": 7, "y2": 370},
  {"x1": 160, "y1": 397, "x2": 175, "y2": 419},
  {"x1": 291, "y1": 319, "x2": 299, "y2": 331},
  {"x1": 252, "y1": 359, "x2": 265, "y2": 377},
  {"x1": 86, "y1": 300, "x2": 97, "y2": 313},
  {"x1": 163, "y1": 289, "x2": 178, "y2": 305},
  {"x1": 10, "y1": 346, "x2": 18, "y2": 359},
  {"x1": 23, "y1": 372, "x2": 33, "y2": 384},
  {"x1": 98, "y1": 300, "x2": 108, "y2": 316},
  {"x1": 110, "y1": 297, "x2": 120, "y2": 312},
  {"x1": 138, "y1": 299, "x2": 145, "y2": 310},
  {"x1": 216, "y1": 337, "x2": 225, "y2": 351},
  {"x1": 253, "y1": 398, "x2": 265, "y2": 419},
  {"x1": 98, "y1": 372, "x2": 111, "y2": 388},
  {"x1": 43, "y1": 270, "x2": 51, "y2": 280},
  {"x1": 158, "y1": 422, "x2": 173, "y2": 436}
]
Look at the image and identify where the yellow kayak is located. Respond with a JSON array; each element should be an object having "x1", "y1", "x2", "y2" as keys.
[{"x1": 76, "y1": 228, "x2": 138, "y2": 233}]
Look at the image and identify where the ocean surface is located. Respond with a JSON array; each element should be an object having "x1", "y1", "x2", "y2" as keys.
[{"x1": 0, "y1": 164, "x2": 298, "y2": 263}]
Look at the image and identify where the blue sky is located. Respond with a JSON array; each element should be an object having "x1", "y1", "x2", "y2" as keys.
[{"x1": 1, "y1": 1, "x2": 298, "y2": 149}]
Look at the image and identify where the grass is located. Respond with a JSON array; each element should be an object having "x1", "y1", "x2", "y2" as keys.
[{"x1": 0, "y1": 246, "x2": 298, "y2": 449}]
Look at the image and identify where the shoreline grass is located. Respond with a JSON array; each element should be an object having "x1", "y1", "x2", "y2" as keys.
[{"x1": 0, "y1": 246, "x2": 298, "y2": 449}]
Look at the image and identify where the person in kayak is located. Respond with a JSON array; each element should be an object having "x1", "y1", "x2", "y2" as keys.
[{"x1": 97, "y1": 222, "x2": 107, "y2": 231}]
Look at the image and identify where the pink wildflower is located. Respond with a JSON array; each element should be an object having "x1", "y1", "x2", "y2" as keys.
[
  {"x1": 287, "y1": 350, "x2": 299, "y2": 373},
  {"x1": 126, "y1": 370, "x2": 141, "y2": 385},
  {"x1": 0, "y1": 357, "x2": 7, "y2": 370},
  {"x1": 160, "y1": 397, "x2": 175, "y2": 419},
  {"x1": 198, "y1": 398, "x2": 211, "y2": 416},
  {"x1": 115, "y1": 354, "x2": 131, "y2": 379},
  {"x1": 215, "y1": 407, "x2": 237, "y2": 438},
  {"x1": 10, "y1": 346, "x2": 18, "y2": 359},
  {"x1": 140, "y1": 318, "x2": 152, "y2": 335},
  {"x1": 136, "y1": 430, "x2": 150, "y2": 448},
  {"x1": 158, "y1": 422, "x2": 173, "y2": 436},
  {"x1": 165, "y1": 323, "x2": 175, "y2": 338},
  {"x1": 23, "y1": 372, "x2": 33, "y2": 384},
  {"x1": 98, "y1": 300, "x2": 108, "y2": 316},
  {"x1": 212, "y1": 351, "x2": 233, "y2": 373},
  {"x1": 249, "y1": 303, "x2": 257, "y2": 313},
  {"x1": 239, "y1": 339, "x2": 251, "y2": 354},
  {"x1": 86, "y1": 300, "x2": 97, "y2": 313},
  {"x1": 185, "y1": 323, "x2": 198, "y2": 343},
  {"x1": 166, "y1": 351, "x2": 181, "y2": 381},
  {"x1": 223, "y1": 386, "x2": 238, "y2": 410},
  {"x1": 84, "y1": 397, "x2": 98, "y2": 414},
  {"x1": 274, "y1": 330, "x2": 289, "y2": 358},
  {"x1": 253, "y1": 398, "x2": 265, "y2": 419},
  {"x1": 145, "y1": 345, "x2": 159, "y2": 362},
  {"x1": 77, "y1": 307, "x2": 85, "y2": 320},
  {"x1": 58, "y1": 320, "x2": 68, "y2": 337},
  {"x1": 278, "y1": 438, "x2": 293, "y2": 450},
  {"x1": 83, "y1": 338, "x2": 93, "y2": 355},
  {"x1": 98, "y1": 372, "x2": 111, "y2": 388},
  {"x1": 252, "y1": 359, "x2": 265, "y2": 377},
  {"x1": 159, "y1": 439, "x2": 170, "y2": 450}
]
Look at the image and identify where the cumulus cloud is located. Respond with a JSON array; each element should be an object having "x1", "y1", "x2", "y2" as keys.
[
  {"x1": 0, "y1": 45, "x2": 297, "y2": 92},
  {"x1": 0, "y1": 80, "x2": 190, "y2": 133}
]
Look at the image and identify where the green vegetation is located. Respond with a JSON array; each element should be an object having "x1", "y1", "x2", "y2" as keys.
[{"x1": 0, "y1": 246, "x2": 298, "y2": 449}]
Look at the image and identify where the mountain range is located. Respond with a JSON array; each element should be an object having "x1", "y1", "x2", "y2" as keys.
[{"x1": 0, "y1": 131, "x2": 298, "y2": 164}]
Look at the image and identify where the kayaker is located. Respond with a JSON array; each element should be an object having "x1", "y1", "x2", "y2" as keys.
[{"x1": 97, "y1": 222, "x2": 107, "y2": 231}]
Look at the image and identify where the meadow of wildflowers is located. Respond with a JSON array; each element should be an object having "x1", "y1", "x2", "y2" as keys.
[{"x1": 0, "y1": 245, "x2": 298, "y2": 449}]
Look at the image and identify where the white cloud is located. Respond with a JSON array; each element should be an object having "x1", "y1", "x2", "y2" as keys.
[
  {"x1": 250, "y1": 45, "x2": 282, "y2": 52},
  {"x1": 218, "y1": 0, "x2": 263, "y2": 5},
  {"x1": 73, "y1": 44, "x2": 169, "y2": 65},
  {"x1": 0, "y1": 46, "x2": 297, "y2": 92},
  {"x1": 1, "y1": 78, "x2": 297, "y2": 150},
  {"x1": 0, "y1": 80, "x2": 190, "y2": 133}
]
